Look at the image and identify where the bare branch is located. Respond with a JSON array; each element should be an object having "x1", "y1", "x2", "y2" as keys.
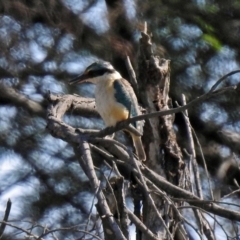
[
  {"x1": 127, "y1": 209, "x2": 159, "y2": 240},
  {"x1": 0, "y1": 221, "x2": 42, "y2": 240},
  {"x1": 141, "y1": 166, "x2": 240, "y2": 221},
  {"x1": 0, "y1": 199, "x2": 12, "y2": 238},
  {"x1": 125, "y1": 56, "x2": 139, "y2": 97},
  {"x1": 180, "y1": 95, "x2": 203, "y2": 199},
  {"x1": 76, "y1": 139, "x2": 127, "y2": 240},
  {"x1": 210, "y1": 70, "x2": 240, "y2": 92},
  {"x1": 0, "y1": 83, "x2": 44, "y2": 116},
  {"x1": 47, "y1": 88, "x2": 240, "y2": 222},
  {"x1": 130, "y1": 153, "x2": 173, "y2": 239},
  {"x1": 48, "y1": 92, "x2": 98, "y2": 117}
]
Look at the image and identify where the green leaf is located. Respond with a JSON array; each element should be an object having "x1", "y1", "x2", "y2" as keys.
[{"x1": 202, "y1": 34, "x2": 222, "y2": 50}]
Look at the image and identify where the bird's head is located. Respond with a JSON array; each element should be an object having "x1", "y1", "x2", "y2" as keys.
[{"x1": 69, "y1": 61, "x2": 120, "y2": 85}]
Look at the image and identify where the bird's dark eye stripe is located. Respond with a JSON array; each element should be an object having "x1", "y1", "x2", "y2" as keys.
[{"x1": 88, "y1": 69, "x2": 114, "y2": 77}]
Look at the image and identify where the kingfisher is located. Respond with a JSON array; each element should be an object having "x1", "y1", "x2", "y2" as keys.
[{"x1": 69, "y1": 61, "x2": 146, "y2": 161}]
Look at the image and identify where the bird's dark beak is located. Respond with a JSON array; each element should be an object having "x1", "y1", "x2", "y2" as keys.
[{"x1": 69, "y1": 73, "x2": 88, "y2": 85}]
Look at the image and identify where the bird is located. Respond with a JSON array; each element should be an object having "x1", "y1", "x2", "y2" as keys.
[{"x1": 69, "y1": 61, "x2": 146, "y2": 161}]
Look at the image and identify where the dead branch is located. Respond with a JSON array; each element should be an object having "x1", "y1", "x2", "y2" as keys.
[
  {"x1": 46, "y1": 85, "x2": 240, "y2": 222},
  {"x1": 76, "y1": 139, "x2": 127, "y2": 240},
  {"x1": 0, "y1": 83, "x2": 44, "y2": 116},
  {"x1": 0, "y1": 199, "x2": 12, "y2": 238}
]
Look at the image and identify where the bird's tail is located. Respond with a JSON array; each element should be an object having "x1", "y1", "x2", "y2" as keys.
[{"x1": 131, "y1": 134, "x2": 146, "y2": 161}]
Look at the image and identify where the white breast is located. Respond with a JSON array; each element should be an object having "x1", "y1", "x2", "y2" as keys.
[{"x1": 95, "y1": 72, "x2": 128, "y2": 127}]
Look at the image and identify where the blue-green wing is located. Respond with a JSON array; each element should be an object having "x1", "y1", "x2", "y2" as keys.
[{"x1": 113, "y1": 79, "x2": 140, "y2": 128}]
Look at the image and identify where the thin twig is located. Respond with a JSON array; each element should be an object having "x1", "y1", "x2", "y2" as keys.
[
  {"x1": 182, "y1": 217, "x2": 203, "y2": 240},
  {"x1": 179, "y1": 95, "x2": 203, "y2": 199},
  {"x1": 210, "y1": 70, "x2": 240, "y2": 92},
  {"x1": 103, "y1": 175, "x2": 120, "y2": 222},
  {"x1": 0, "y1": 199, "x2": 12, "y2": 238},
  {"x1": 37, "y1": 225, "x2": 103, "y2": 240},
  {"x1": 84, "y1": 182, "x2": 100, "y2": 238},
  {"x1": 77, "y1": 139, "x2": 127, "y2": 240},
  {"x1": 191, "y1": 127, "x2": 214, "y2": 200},
  {"x1": 129, "y1": 152, "x2": 174, "y2": 240},
  {"x1": 141, "y1": 166, "x2": 240, "y2": 221},
  {"x1": 0, "y1": 221, "x2": 42, "y2": 240},
  {"x1": 222, "y1": 188, "x2": 240, "y2": 199},
  {"x1": 125, "y1": 56, "x2": 139, "y2": 97},
  {"x1": 178, "y1": 95, "x2": 216, "y2": 238},
  {"x1": 178, "y1": 205, "x2": 229, "y2": 239},
  {"x1": 145, "y1": 178, "x2": 189, "y2": 239},
  {"x1": 127, "y1": 209, "x2": 159, "y2": 240}
]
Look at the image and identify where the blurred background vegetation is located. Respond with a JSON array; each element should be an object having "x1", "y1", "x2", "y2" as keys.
[{"x1": 0, "y1": 0, "x2": 240, "y2": 239}]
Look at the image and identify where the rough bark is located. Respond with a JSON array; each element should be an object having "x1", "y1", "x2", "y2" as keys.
[{"x1": 137, "y1": 31, "x2": 185, "y2": 239}]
